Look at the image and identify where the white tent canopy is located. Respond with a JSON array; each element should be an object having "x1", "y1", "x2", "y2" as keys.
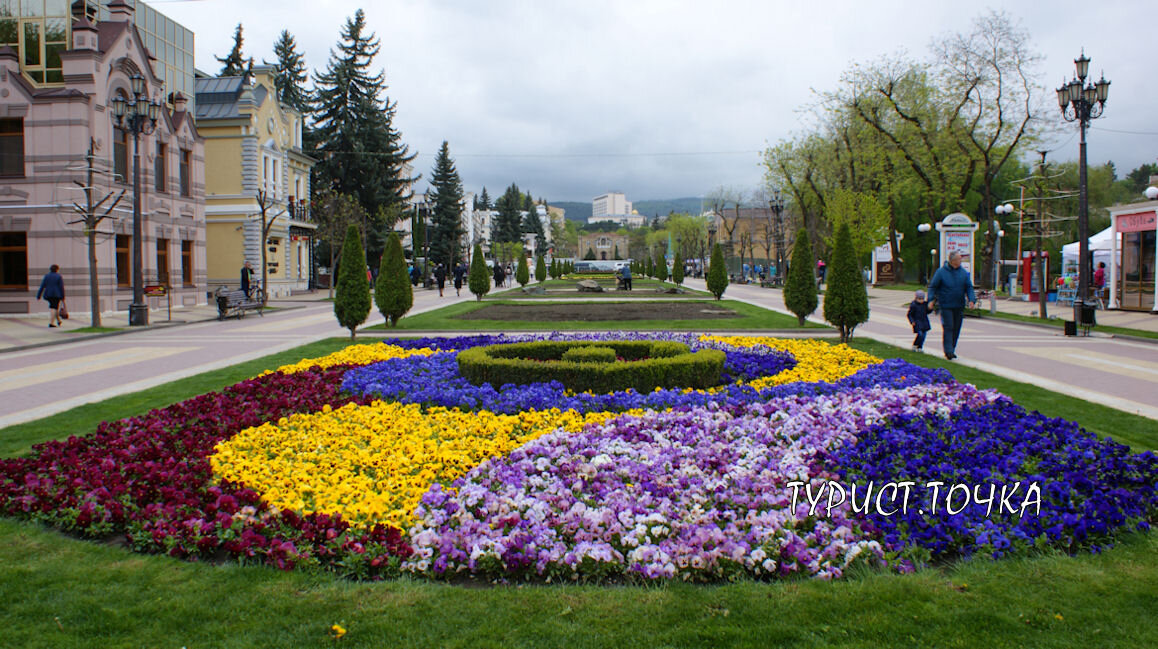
[{"x1": 1061, "y1": 226, "x2": 1116, "y2": 274}]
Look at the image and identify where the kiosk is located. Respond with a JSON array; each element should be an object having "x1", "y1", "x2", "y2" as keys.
[{"x1": 934, "y1": 213, "x2": 978, "y2": 283}]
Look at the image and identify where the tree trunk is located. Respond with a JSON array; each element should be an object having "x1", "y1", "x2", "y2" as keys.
[{"x1": 87, "y1": 225, "x2": 101, "y2": 328}]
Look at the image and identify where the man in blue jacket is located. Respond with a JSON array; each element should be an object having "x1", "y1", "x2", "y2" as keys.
[
  {"x1": 928, "y1": 251, "x2": 976, "y2": 360},
  {"x1": 36, "y1": 263, "x2": 65, "y2": 327}
]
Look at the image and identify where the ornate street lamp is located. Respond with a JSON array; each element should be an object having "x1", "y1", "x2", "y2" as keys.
[
  {"x1": 112, "y1": 74, "x2": 161, "y2": 326},
  {"x1": 769, "y1": 190, "x2": 786, "y2": 284},
  {"x1": 1057, "y1": 51, "x2": 1110, "y2": 325},
  {"x1": 993, "y1": 205, "x2": 1014, "y2": 312},
  {"x1": 917, "y1": 223, "x2": 932, "y2": 284}
]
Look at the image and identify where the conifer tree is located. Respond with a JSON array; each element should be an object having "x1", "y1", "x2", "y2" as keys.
[
  {"x1": 584, "y1": 248, "x2": 596, "y2": 260},
  {"x1": 645, "y1": 255, "x2": 654, "y2": 277},
  {"x1": 672, "y1": 249, "x2": 684, "y2": 285},
  {"x1": 216, "y1": 24, "x2": 254, "y2": 78},
  {"x1": 654, "y1": 250, "x2": 668, "y2": 282},
  {"x1": 312, "y1": 9, "x2": 416, "y2": 251},
  {"x1": 478, "y1": 187, "x2": 491, "y2": 210},
  {"x1": 823, "y1": 222, "x2": 869, "y2": 342},
  {"x1": 375, "y1": 232, "x2": 411, "y2": 326},
  {"x1": 535, "y1": 255, "x2": 547, "y2": 282},
  {"x1": 427, "y1": 141, "x2": 465, "y2": 268},
  {"x1": 492, "y1": 184, "x2": 524, "y2": 246},
  {"x1": 267, "y1": 30, "x2": 309, "y2": 114},
  {"x1": 707, "y1": 243, "x2": 729, "y2": 300},
  {"x1": 614, "y1": 245, "x2": 621, "y2": 260},
  {"x1": 468, "y1": 243, "x2": 489, "y2": 300},
  {"x1": 334, "y1": 224, "x2": 370, "y2": 338},
  {"x1": 516, "y1": 254, "x2": 530, "y2": 287},
  {"x1": 784, "y1": 228, "x2": 819, "y2": 326}
]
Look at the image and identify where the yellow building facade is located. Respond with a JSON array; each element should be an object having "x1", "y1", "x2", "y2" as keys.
[{"x1": 194, "y1": 66, "x2": 315, "y2": 297}]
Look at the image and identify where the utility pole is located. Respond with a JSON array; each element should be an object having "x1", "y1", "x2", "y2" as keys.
[{"x1": 1034, "y1": 151, "x2": 1049, "y2": 319}]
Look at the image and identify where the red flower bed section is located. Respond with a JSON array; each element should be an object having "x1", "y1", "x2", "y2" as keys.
[{"x1": 0, "y1": 366, "x2": 412, "y2": 578}]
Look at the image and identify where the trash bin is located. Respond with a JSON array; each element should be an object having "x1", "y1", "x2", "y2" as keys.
[
  {"x1": 1080, "y1": 301, "x2": 1097, "y2": 327},
  {"x1": 1064, "y1": 320, "x2": 1077, "y2": 336}
]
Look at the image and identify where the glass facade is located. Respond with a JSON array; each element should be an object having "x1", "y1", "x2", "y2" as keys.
[{"x1": 0, "y1": 1, "x2": 193, "y2": 110}]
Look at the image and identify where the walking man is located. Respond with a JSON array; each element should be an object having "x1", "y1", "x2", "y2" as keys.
[
  {"x1": 240, "y1": 260, "x2": 254, "y2": 298},
  {"x1": 928, "y1": 251, "x2": 976, "y2": 360}
]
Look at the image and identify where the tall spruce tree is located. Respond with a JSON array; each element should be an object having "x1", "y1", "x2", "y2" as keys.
[
  {"x1": 784, "y1": 228, "x2": 818, "y2": 326},
  {"x1": 312, "y1": 9, "x2": 417, "y2": 249},
  {"x1": 267, "y1": 30, "x2": 310, "y2": 114},
  {"x1": 216, "y1": 24, "x2": 254, "y2": 77},
  {"x1": 334, "y1": 224, "x2": 370, "y2": 338},
  {"x1": 427, "y1": 141, "x2": 465, "y2": 268},
  {"x1": 478, "y1": 187, "x2": 491, "y2": 210},
  {"x1": 823, "y1": 222, "x2": 869, "y2": 343},
  {"x1": 493, "y1": 183, "x2": 524, "y2": 247}
]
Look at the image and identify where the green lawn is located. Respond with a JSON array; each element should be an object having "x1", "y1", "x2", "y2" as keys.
[
  {"x1": 2, "y1": 337, "x2": 1156, "y2": 648},
  {"x1": 490, "y1": 278, "x2": 711, "y2": 298},
  {"x1": 63, "y1": 326, "x2": 122, "y2": 334},
  {"x1": 378, "y1": 299, "x2": 826, "y2": 331}
]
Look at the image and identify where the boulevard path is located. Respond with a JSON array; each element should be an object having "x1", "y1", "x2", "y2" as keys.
[
  {"x1": 0, "y1": 287, "x2": 475, "y2": 429},
  {"x1": 2, "y1": 278, "x2": 1157, "y2": 430},
  {"x1": 681, "y1": 277, "x2": 1158, "y2": 420}
]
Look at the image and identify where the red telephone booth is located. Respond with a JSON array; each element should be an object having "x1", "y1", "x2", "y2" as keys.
[{"x1": 1021, "y1": 251, "x2": 1049, "y2": 300}]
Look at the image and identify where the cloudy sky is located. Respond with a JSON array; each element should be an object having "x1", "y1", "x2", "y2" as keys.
[{"x1": 155, "y1": 0, "x2": 1158, "y2": 203}]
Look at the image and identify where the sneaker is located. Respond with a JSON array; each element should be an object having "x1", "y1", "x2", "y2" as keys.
[
  {"x1": 915, "y1": 347, "x2": 923, "y2": 353},
  {"x1": 944, "y1": 353, "x2": 954, "y2": 360}
]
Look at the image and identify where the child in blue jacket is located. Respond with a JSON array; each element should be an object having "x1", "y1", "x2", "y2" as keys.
[{"x1": 907, "y1": 289, "x2": 933, "y2": 352}]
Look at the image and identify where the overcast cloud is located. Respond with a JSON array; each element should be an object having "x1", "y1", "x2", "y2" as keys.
[{"x1": 155, "y1": 0, "x2": 1158, "y2": 203}]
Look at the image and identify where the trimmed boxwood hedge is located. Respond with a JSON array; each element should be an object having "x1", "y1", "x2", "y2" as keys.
[
  {"x1": 561, "y1": 346, "x2": 617, "y2": 364},
  {"x1": 457, "y1": 340, "x2": 725, "y2": 394}
]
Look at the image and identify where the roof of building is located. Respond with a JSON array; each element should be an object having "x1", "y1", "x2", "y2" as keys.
[{"x1": 193, "y1": 75, "x2": 245, "y2": 119}]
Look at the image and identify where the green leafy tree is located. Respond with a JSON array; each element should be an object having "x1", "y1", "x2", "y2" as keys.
[
  {"x1": 427, "y1": 141, "x2": 465, "y2": 268},
  {"x1": 334, "y1": 224, "x2": 370, "y2": 338},
  {"x1": 707, "y1": 243, "x2": 729, "y2": 300},
  {"x1": 823, "y1": 188, "x2": 890, "y2": 260},
  {"x1": 516, "y1": 254, "x2": 530, "y2": 287},
  {"x1": 216, "y1": 24, "x2": 254, "y2": 77},
  {"x1": 468, "y1": 243, "x2": 489, "y2": 301},
  {"x1": 312, "y1": 9, "x2": 417, "y2": 256},
  {"x1": 672, "y1": 249, "x2": 684, "y2": 285},
  {"x1": 823, "y1": 223, "x2": 869, "y2": 342},
  {"x1": 375, "y1": 232, "x2": 411, "y2": 326},
  {"x1": 654, "y1": 250, "x2": 668, "y2": 282},
  {"x1": 535, "y1": 255, "x2": 547, "y2": 282},
  {"x1": 784, "y1": 228, "x2": 818, "y2": 326},
  {"x1": 267, "y1": 30, "x2": 309, "y2": 114}
]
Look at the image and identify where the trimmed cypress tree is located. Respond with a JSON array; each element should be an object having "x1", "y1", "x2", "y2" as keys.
[
  {"x1": 706, "y1": 242, "x2": 729, "y2": 300},
  {"x1": 468, "y1": 243, "x2": 489, "y2": 301},
  {"x1": 645, "y1": 256, "x2": 654, "y2": 278},
  {"x1": 375, "y1": 231, "x2": 411, "y2": 326},
  {"x1": 334, "y1": 224, "x2": 370, "y2": 338},
  {"x1": 672, "y1": 249, "x2": 685, "y2": 286},
  {"x1": 535, "y1": 255, "x2": 547, "y2": 282},
  {"x1": 784, "y1": 228, "x2": 819, "y2": 326},
  {"x1": 614, "y1": 245, "x2": 621, "y2": 260},
  {"x1": 823, "y1": 222, "x2": 869, "y2": 342},
  {"x1": 583, "y1": 247, "x2": 596, "y2": 260},
  {"x1": 516, "y1": 254, "x2": 530, "y2": 287},
  {"x1": 654, "y1": 250, "x2": 668, "y2": 282}
]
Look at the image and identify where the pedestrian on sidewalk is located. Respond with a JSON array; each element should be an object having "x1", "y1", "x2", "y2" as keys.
[
  {"x1": 816, "y1": 258, "x2": 826, "y2": 287},
  {"x1": 907, "y1": 289, "x2": 933, "y2": 352},
  {"x1": 453, "y1": 262, "x2": 465, "y2": 296},
  {"x1": 434, "y1": 263, "x2": 447, "y2": 297},
  {"x1": 36, "y1": 264, "x2": 65, "y2": 328},
  {"x1": 240, "y1": 260, "x2": 254, "y2": 298},
  {"x1": 928, "y1": 251, "x2": 976, "y2": 360}
]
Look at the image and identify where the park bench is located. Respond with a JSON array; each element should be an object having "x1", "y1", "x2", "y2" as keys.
[{"x1": 215, "y1": 287, "x2": 265, "y2": 320}]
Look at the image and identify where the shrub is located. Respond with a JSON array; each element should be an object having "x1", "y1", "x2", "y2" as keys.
[
  {"x1": 706, "y1": 242, "x2": 728, "y2": 300},
  {"x1": 375, "y1": 232, "x2": 412, "y2": 327},
  {"x1": 784, "y1": 228, "x2": 818, "y2": 326},
  {"x1": 468, "y1": 243, "x2": 490, "y2": 301},
  {"x1": 334, "y1": 224, "x2": 370, "y2": 338},
  {"x1": 584, "y1": 248, "x2": 596, "y2": 260},
  {"x1": 561, "y1": 346, "x2": 616, "y2": 364},
  {"x1": 823, "y1": 222, "x2": 869, "y2": 342},
  {"x1": 516, "y1": 255, "x2": 530, "y2": 286},
  {"x1": 535, "y1": 255, "x2": 547, "y2": 282},
  {"x1": 457, "y1": 340, "x2": 725, "y2": 393}
]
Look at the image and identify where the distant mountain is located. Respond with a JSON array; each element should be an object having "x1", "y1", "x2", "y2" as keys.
[{"x1": 550, "y1": 197, "x2": 705, "y2": 224}]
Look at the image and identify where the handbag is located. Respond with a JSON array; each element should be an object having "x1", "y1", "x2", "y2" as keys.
[{"x1": 59, "y1": 300, "x2": 69, "y2": 319}]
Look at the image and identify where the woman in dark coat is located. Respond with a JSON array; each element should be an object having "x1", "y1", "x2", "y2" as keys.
[
  {"x1": 453, "y1": 263, "x2": 466, "y2": 296},
  {"x1": 434, "y1": 263, "x2": 447, "y2": 297},
  {"x1": 36, "y1": 264, "x2": 65, "y2": 327}
]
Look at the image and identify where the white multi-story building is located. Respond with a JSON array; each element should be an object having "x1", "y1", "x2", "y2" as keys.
[{"x1": 590, "y1": 191, "x2": 645, "y2": 227}]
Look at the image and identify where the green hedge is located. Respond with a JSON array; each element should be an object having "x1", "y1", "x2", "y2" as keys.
[
  {"x1": 561, "y1": 346, "x2": 617, "y2": 364},
  {"x1": 457, "y1": 341, "x2": 724, "y2": 393}
]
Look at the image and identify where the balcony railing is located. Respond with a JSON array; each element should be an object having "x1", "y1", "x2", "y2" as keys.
[{"x1": 287, "y1": 198, "x2": 310, "y2": 221}]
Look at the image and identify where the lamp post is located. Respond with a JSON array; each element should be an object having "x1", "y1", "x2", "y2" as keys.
[
  {"x1": 112, "y1": 74, "x2": 161, "y2": 327},
  {"x1": 994, "y1": 205, "x2": 1014, "y2": 313},
  {"x1": 929, "y1": 248, "x2": 938, "y2": 279},
  {"x1": 917, "y1": 223, "x2": 932, "y2": 284},
  {"x1": 1057, "y1": 50, "x2": 1110, "y2": 325},
  {"x1": 769, "y1": 190, "x2": 786, "y2": 284}
]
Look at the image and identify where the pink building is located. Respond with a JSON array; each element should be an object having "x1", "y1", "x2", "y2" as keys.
[{"x1": 0, "y1": 1, "x2": 205, "y2": 319}]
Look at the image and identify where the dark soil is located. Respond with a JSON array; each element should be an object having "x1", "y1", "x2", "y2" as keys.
[{"x1": 456, "y1": 302, "x2": 740, "y2": 322}]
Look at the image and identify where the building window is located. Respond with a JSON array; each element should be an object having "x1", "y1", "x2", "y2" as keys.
[
  {"x1": 0, "y1": 231, "x2": 28, "y2": 289},
  {"x1": 181, "y1": 239, "x2": 193, "y2": 286},
  {"x1": 154, "y1": 141, "x2": 166, "y2": 193},
  {"x1": 156, "y1": 238, "x2": 169, "y2": 286},
  {"x1": 179, "y1": 148, "x2": 190, "y2": 196},
  {"x1": 116, "y1": 234, "x2": 131, "y2": 287},
  {"x1": 114, "y1": 128, "x2": 128, "y2": 183},
  {"x1": 0, "y1": 118, "x2": 23, "y2": 177}
]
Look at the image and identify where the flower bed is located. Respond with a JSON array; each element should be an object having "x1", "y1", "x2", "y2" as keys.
[{"x1": 1, "y1": 333, "x2": 1155, "y2": 583}]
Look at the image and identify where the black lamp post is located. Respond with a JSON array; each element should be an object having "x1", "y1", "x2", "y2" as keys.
[
  {"x1": 112, "y1": 74, "x2": 161, "y2": 327},
  {"x1": 769, "y1": 190, "x2": 786, "y2": 284},
  {"x1": 1057, "y1": 51, "x2": 1109, "y2": 325}
]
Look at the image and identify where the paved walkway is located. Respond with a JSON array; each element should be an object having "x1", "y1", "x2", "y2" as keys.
[{"x1": 2, "y1": 277, "x2": 1156, "y2": 431}]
